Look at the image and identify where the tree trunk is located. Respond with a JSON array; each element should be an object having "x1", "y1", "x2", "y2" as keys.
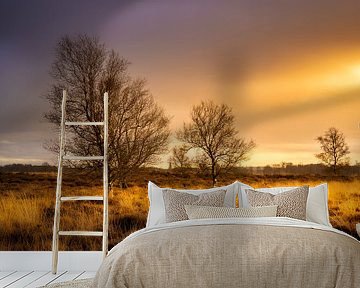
[
  {"x1": 118, "y1": 179, "x2": 128, "y2": 189},
  {"x1": 211, "y1": 161, "x2": 216, "y2": 187},
  {"x1": 108, "y1": 181, "x2": 114, "y2": 197}
]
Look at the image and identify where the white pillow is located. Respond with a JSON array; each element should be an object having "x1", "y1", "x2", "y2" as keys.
[
  {"x1": 238, "y1": 182, "x2": 331, "y2": 226},
  {"x1": 146, "y1": 181, "x2": 239, "y2": 227}
]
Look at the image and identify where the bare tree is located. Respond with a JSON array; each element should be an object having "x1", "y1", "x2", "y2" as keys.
[
  {"x1": 315, "y1": 127, "x2": 350, "y2": 173},
  {"x1": 169, "y1": 144, "x2": 191, "y2": 169},
  {"x1": 45, "y1": 35, "x2": 170, "y2": 187},
  {"x1": 177, "y1": 101, "x2": 255, "y2": 186}
]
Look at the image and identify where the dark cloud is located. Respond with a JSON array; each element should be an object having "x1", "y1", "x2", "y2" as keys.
[
  {"x1": 0, "y1": 1, "x2": 135, "y2": 45},
  {"x1": 0, "y1": 1, "x2": 134, "y2": 122}
]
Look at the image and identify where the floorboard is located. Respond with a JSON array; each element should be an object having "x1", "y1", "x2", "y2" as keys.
[
  {"x1": 23, "y1": 271, "x2": 66, "y2": 288},
  {"x1": 0, "y1": 272, "x2": 16, "y2": 282},
  {"x1": 0, "y1": 271, "x2": 95, "y2": 288},
  {"x1": 6, "y1": 272, "x2": 49, "y2": 288},
  {"x1": 48, "y1": 271, "x2": 84, "y2": 284},
  {"x1": 75, "y1": 271, "x2": 96, "y2": 280},
  {"x1": 0, "y1": 272, "x2": 32, "y2": 288}
]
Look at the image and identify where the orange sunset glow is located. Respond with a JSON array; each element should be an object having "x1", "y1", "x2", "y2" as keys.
[{"x1": 122, "y1": 48, "x2": 360, "y2": 166}]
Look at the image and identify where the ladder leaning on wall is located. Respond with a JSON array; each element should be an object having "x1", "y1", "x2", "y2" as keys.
[{"x1": 52, "y1": 90, "x2": 109, "y2": 274}]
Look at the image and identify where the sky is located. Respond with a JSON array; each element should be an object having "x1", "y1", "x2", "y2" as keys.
[{"x1": 0, "y1": 0, "x2": 359, "y2": 166}]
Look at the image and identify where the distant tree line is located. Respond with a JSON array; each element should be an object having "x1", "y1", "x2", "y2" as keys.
[
  {"x1": 1, "y1": 163, "x2": 360, "y2": 177},
  {"x1": 0, "y1": 164, "x2": 57, "y2": 173},
  {"x1": 239, "y1": 162, "x2": 360, "y2": 177}
]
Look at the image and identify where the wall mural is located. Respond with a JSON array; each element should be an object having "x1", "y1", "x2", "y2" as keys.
[{"x1": 0, "y1": 1, "x2": 359, "y2": 254}]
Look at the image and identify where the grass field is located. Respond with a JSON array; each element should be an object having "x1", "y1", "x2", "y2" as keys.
[{"x1": 0, "y1": 169, "x2": 359, "y2": 250}]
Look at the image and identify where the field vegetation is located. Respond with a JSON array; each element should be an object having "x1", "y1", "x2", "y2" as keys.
[{"x1": 0, "y1": 169, "x2": 359, "y2": 250}]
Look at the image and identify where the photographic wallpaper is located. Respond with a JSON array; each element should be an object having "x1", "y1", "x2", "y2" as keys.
[{"x1": 0, "y1": 0, "x2": 359, "y2": 251}]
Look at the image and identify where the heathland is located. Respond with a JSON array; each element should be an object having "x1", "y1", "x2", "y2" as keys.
[{"x1": 0, "y1": 168, "x2": 359, "y2": 250}]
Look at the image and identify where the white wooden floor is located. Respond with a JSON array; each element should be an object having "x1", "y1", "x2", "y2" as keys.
[
  {"x1": 0, "y1": 270, "x2": 95, "y2": 288},
  {"x1": 0, "y1": 251, "x2": 102, "y2": 288}
]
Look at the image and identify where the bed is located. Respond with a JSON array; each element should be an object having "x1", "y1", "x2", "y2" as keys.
[{"x1": 92, "y1": 182, "x2": 360, "y2": 288}]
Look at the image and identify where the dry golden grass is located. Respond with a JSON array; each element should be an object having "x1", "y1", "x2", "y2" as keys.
[
  {"x1": 0, "y1": 171, "x2": 358, "y2": 250},
  {"x1": 327, "y1": 180, "x2": 360, "y2": 237}
]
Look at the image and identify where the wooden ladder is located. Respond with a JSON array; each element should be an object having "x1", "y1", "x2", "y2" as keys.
[{"x1": 52, "y1": 90, "x2": 109, "y2": 274}]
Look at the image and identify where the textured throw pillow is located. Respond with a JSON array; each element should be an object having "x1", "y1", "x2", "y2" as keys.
[
  {"x1": 245, "y1": 186, "x2": 309, "y2": 220},
  {"x1": 184, "y1": 205, "x2": 278, "y2": 219},
  {"x1": 146, "y1": 181, "x2": 239, "y2": 227},
  {"x1": 162, "y1": 189, "x2": 226, "y2": 223},
  {"x1": 238, "y1": 182, "x2": 331, "y2": 226}
]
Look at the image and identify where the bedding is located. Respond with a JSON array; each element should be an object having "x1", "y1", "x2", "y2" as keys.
[
  {"x1": 184, "y1": 205, "x2": 278, "y2": 219},
  {"x1": 146, "y1": 181, "x2": 239, "y2": 227},
  {"x1": 162, "y1": 189, "x2": 226, "y2": 222},
  {"x1": 239, "y1": 182, "x2": 331, "y2": 226},
  {"x1": 93, "y1": 217, "x2": 360, "y2": 288},
  {"x1": 245, "y1": 186, "x2": 309, "y2": 220}
]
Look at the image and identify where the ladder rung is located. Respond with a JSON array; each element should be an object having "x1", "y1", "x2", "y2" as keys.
[
  {"x1": 65, "y1": 122, "x2": 104, "y2": 126},
  {"x1": 61, "y1": 196, "x2": 103, "y2": 201},
  {"x1": 59, "y1": 231, "x2": 103, "y2": 236},
  {"x1": 63, "y1": 155, "x2": 104, "y2": 160}
]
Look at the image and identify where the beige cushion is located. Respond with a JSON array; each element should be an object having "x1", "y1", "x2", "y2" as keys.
[
  {"x1": 162, "y1": 189, "x2": 226, "y2": 223},
  {"x1": 147, "y1": 181, "x2": 239, "y2": 228},
  {"x1": 245, "y1": 186, "x2": 309, "y2": 220},
  {"x1": 184, "y1": 205, "x2": 278, "y2": 219},
  {"x1": 238, "y1": 183, "x2": 331, "y2": 226}
]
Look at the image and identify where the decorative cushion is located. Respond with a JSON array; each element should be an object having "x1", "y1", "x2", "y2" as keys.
[
  {"x1": 238, "y1": 182, "x2": 331, "y2": 226},
  {"x1": 146, "y1": 181, "x2": 239, "y2": 227},
  {"x1": 245, "y1": 186, "x2": 309, "y2": 220},
  {"x1": 184, "y1": 205, "x2": 278, "y2": 219},
  {"x1": 162, "y1": 189, "x2": 226, "y2": 223}
]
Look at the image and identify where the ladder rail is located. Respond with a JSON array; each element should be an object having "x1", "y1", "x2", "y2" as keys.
[
  {"x1": 102, "y1": 92, "x2": 109, "y2": 259},
  {"x1": 52, "y1": 90, "x2": 67, "y2": 274}
]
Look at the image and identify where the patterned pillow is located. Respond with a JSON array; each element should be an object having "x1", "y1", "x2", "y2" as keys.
[
  {"x1": 162, "y1": 189, "x2": 226, "y2": 223},
  {"x1": 184, "y1": 205, "x2": 278, "y2": 219},
  {"x1": 245, "y1": 186, "x2": 309, "y2": 220}
]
